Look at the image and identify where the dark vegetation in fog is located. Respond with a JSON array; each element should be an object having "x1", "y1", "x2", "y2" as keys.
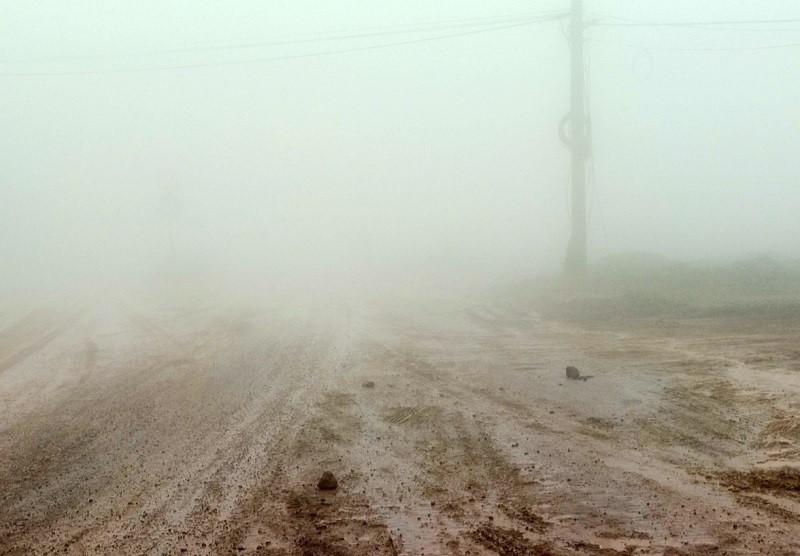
[{"x1": 502, "y1": 252, "x2": 800, "y2": 324}]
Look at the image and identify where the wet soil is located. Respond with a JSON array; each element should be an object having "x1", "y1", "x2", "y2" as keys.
[{"x1": 1, "y1": 299, "x2": 799, "y2": 554}]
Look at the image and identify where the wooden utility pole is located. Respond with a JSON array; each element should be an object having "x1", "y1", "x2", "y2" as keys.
[{"x1": 562, "y1": 0, "x2": 588, "y2": 279}]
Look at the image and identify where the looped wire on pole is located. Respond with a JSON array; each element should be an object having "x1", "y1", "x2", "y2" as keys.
[
  {"x1": 632, "y1": 47, "x2": 654, "y2": 81},
  {"x1": 558, "y1": 113, "x2": 591, "y2": 159}
]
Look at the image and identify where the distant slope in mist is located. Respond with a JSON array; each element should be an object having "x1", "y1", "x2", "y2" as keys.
[
  {"x1": 500, "y1": 253, "x2": 800, "y2": 324},
  {"x1": 588, "y1": 252, "x2": 800, "y2": 304}
]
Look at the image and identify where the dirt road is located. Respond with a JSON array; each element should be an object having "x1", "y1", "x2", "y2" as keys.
[{"x1": 1, "y1": 299, "x2": 799, "y2": 554}]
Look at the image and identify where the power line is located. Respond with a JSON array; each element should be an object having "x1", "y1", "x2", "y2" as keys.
[
  {"x1": 2, "y1": 19, "x2": 538, "y2": 64},
  {"x1": 3, "y1": 11, "x2": 567, "y2": 64},
  {"x1": 585, "y1": 12, "x2": 800, "y2": 52},
  {"x1": 589, "y1": 38, "x2": 800, "y2": 52},
  {"x1": 590, "y1": 15, "x2": 800, "y2": 27},
  {"x1": 1, "y1": 16, "x2": 564, "y2": 77},
  {"x1": 596, "y1": 23, "x2": 800, "y2": 33}
]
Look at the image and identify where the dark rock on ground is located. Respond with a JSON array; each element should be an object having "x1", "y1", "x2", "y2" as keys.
[
  {"x1": 317, "y1": 471, "x2": 338, "y2": 490},
  {"x1": 566, "y1": 366, "x2": 593, "y2": 382}
]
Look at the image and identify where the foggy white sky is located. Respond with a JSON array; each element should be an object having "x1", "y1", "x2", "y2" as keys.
[{"x1": 2, "y1": 1, "x2": 799, "y2": 297}]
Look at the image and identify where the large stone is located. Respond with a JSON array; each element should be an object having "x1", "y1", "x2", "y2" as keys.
[
  {"x1": 566, "y1": 366, "x2": 593, "y2": 382},
  {"x1": 317, "y1": 471, "x2": 338, "y2": 490}
]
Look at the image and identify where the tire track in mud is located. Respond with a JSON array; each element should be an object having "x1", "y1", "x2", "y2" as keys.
[
  {"x1": 343, "y1": 340, "x2": 557, "y2": 555},
  {"x1": 359, "y1": 317, "x2": 800, "y2": 555},
  {"x1": 581, "y1": 329, "x2": 800, "y2": 468},
  {"x1": 0, "y1": 309, "x2": 327, "y2": 555},
  {"x1": 167, "y1": 340, "x2": 346, "y2": 554},
  {"x1": 5, "y1": 304, "x2": 800, "y2": 554},
  {"x1": 120, "y1": 329, "x2": 345, "y2": 555},
  {"x1": 123, "y1": 309, "x2": 190, "y2": 350},
  {"x1": 595, "y1": 331, "x2": 800, "y2": 550},
  {"x1": 211, "y1": 390, "x2": 398, "y2": 555},
  {"x1": 0, "y1": 307, "x2": 88, "y2": 376},
  {"x1": 498, "y1": 314, "x2": 800, "y2": 553}
]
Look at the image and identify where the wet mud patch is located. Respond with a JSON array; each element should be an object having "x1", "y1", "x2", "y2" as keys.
[
  {"x1": 398, "y1": 352, "x2": 449, "y2": 383},
  {"x1": 468, "y1": 523, "x2": 552, "y2": 555},
  {"x1": 570, "y1": 540, "x2": 640, "y2": 554},
  {"x1": 212, "y1": 484, "x2": 398, "y2": 555},
  {"x1": 417, "y1": 413, "x2": 525, "y2": 497},
  {"x1": 719, "y1": 466, "x2": 800, "y2": 499},
  {"x1": 284, "y1": 491, "x2": 397, "y2": 556},
  {"x1": 81, "y1": 338, "x2": 99, "y2": 371},
  {"x1": 731, "y1": 492, "x2": 800, "y2": 522},
  {"x1": 498, "y1": 504, "x2": 550, "y2": 533},
  {"x1": 579, "y1": 417, "x2": 618, "y2": 440},
  {"x1": 0, "y1": 420, "x2": 101, "y2": 554},
  {"x1": 467, "y1": 385, "x2": 542, "y2": 421},
  {"x1": 294, "y1": 392, "x2": 361, "y2": 454},
  {"x1": 218, "y1": 385, "x2": 398, "y2": 555},
  {"x1": 664, "y1": 357, "x2": 730, "y2": 373},
  {"x1": 596, "y1": 529, "x2": 651, "y2": 541},
  {"x1": 405, "y1": 405, "x2": 552, "y2": 550},
  {"x1": 755, "y1": 413, "x2": 800, "y2": 452},
  {"x1": 383, "y1": 404, "x2": 440, "y2": 426},
  {"x1": 661, "y1": 544, "x2": 725, "y2": 556},
  {"x1": 0, "y1": 308, "x2": 87, "y2": 376},
  {"x1": 635, "y1": 381, "x2": 748, "y2": 462}
]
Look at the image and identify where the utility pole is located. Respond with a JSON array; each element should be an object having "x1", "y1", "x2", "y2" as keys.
[{"x1": 562, "y1": 0, "x2": 588, "y2": 279}]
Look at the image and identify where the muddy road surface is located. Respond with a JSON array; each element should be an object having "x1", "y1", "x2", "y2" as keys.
[{"x1": 1, "y1": 300, "x2": 799, "y2": 554}]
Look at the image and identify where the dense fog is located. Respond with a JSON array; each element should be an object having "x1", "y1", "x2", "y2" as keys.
[
  {"x1": 4, "y1": 4, "x2": 800, "y2": 554},
  {"x1": 3, "y1": 0, "x2": 799, "y2": 304}
]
